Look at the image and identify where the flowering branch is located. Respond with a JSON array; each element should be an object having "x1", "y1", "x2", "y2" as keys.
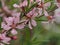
[{"x1": 0, "y1": 0, "x2": 60, "y2": 45}]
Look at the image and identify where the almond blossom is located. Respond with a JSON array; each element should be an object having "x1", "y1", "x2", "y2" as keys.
[
  {"x1": 0, "y1": 0, "x2": 57, "y2": 45},
  {"x1": 1, "y1": 13, "x2": 25, "y2": 35},
  {"x1": 36, "y1": 0, "x2": 51, "y2": 17},
  {"x1": 0, "y1": 33, "x2": 11, "y2": 44},
  {"x1": 26, "y1": 8, "x2": 38, "y2": 29}
]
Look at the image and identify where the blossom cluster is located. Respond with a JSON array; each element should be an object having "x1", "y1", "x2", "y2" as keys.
[{"x1": 0, "y1": 0, "x2": 60, "y2": 45}]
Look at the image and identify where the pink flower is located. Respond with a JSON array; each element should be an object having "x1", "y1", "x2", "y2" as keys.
[
  {"x1": 26, "y1": 8, "x2": 38, "y2": 18},
  {"x1": 12, "y1": 12, "x2": 21, "y2": 24},
  {"x1": 0, "y1": 33, "x2": 11, "y2": 44},
  {"x1": 26, "y1": 8, "x2": 37, "y2": 29},
  {"x1": 1, "y1": 22, "x2": 11, "y2": 30},
  {"x1": 1, "y1": 13, "x2": 25, "y2": 35},
  {"x1": 1, "y1": 37, "x2": 11, "y2": 44},
  {"x1": 36, "y1": 0, "x2": 51, "y2": 16},
  {"x1": 4, "y1": 17, "x2": 14, "y2": 25}
]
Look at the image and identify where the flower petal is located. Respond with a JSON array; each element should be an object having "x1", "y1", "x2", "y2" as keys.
[
  {"x1": 31, "y1": 19, "x2": 37, "y2": 27},
  {"x1": 13, "y1": 4, "x2": 20, "y2": 8},
  {"x1": 16, "y1": 23, "x2": 25, "y2": 29},
  {"x1": 3, "y1": 25, "x2": 11, "y2": 30},
  {"x1": 44, "y1": 2, "x2": 51, "y2": 9},
  {"x1": 28, "y1": 21, "x2": 32, "y2": 29},
  {"x1": 4, "y1": 17, "x2": 14, "y2": 25},
  {"x1": 0, "y1": 43, "x2": 4, "y2": 45},
  {"x1": 11, "y1": 29, "x2": 17, "y2": 35},
  {"x1": 44, "y1": 10, "x2": 49, "y2": 16},
  {"x1": 2, "y1": 37, "x2": 11, "y2": 44}
]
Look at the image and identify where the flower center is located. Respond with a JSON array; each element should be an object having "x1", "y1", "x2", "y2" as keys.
[
  {"x1": 11, "y1": 24, "x2": 16, "y2": 29},
  {"x1": 47, "y1": 16, "x2": 53, "y2": 20},
  {"x1": 37, "y1": 2, "x2": 44, "y2": 8}
]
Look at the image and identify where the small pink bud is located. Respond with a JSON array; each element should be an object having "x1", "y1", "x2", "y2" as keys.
[
  {"x1": 0, "y1": 37, "x2": 3, "y2": 40},
  {"x1": 11, "y1": 36, "x2": 17, "y2": 40}
]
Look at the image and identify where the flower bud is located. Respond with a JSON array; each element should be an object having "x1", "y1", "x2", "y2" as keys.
[{"x1": 11, "y1": 36, "x2": 17, "y2": 40}]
